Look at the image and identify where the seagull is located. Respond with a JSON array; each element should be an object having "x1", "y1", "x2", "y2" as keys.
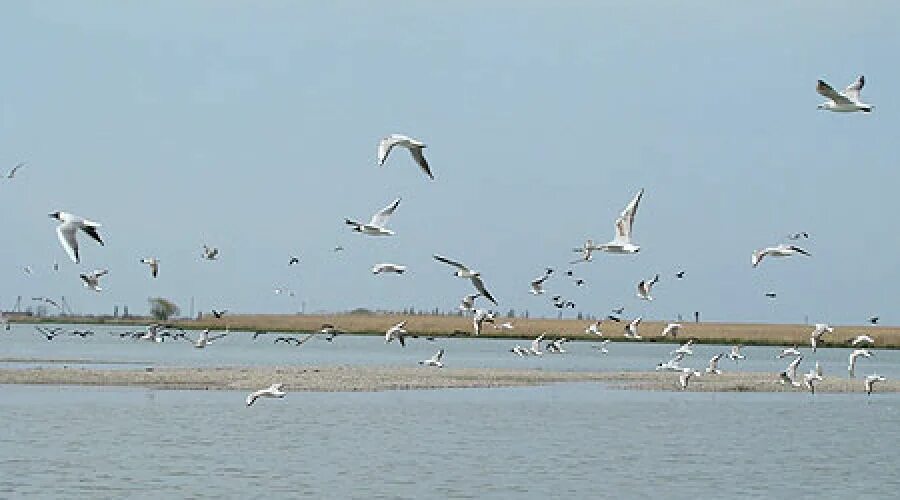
[
  {"x1": 585, "y1": 320, "x2": 603, "y2": 336},
  {"x1": 546, "y1": 338, "x2": 568, "y2": 354},
  {"x1": 193, "y1": 329, "x2": 227, "y2": 348},
  {"x1": 433, "y1": 254, "x2": 498, "y2": 305},
  {"x1": 23, "y1": 266, "x2": 33, "y2": 275},
  {"x1": 494, "y1": 322, "x2": 514, "y2": 330},
  {"x1": 624, "y1": 317, "x2": 642, "y2": 340},
  {"x1": 728, "y1": 345, "x2": 746, "y2": 362},
  {"x1": 751, "y1": 244, "x2": 811, "y2": 268},
  {"x1": 246, "y1": 383, "x2": 286, "y2": 406},
  {"x1": 288, "y1": 256, "x2": 300, "y2": 266},
  {"x1": 868, "y1": 316, "x2": 879, "y2": 325},
  {"x1": 419, "y1": 349, "x2": 444, "y2": 368},
  {"x1": 636, "y1": 274, "x2": 660, "y2": 301},
  {"x1": 765, "y1": 292, "x2": 777, "y2": 299},
  {"x1": 810, "y1": 323, "x2": 833, "y2": 352},
  {"x1": 385, "y1": 321, "x2": 408, "y2": 347},
  {"x1": 675, "y1": 270, "x2": 685, "y2": 279},
  {"x1": 864, "y1": 374, "x2": 886, "y2": 395},
  {"x1": 530, "y1": 269, "x2": 552, "y2": 295},
  {"x1": 705, "y1": 353, "x2": 724, "y2": 375},
  {"x1": 659, "y1": 323, "x2": 681, "y2": 338},
  {"x1": 803, "y1": 370, "x2": 823, "y2": 394},
  {"x1": 34, "y1": 326, "x2": 64, "y2": 341},
  {"x1": 80, "y1": 269, "x2": 108, "y2": 292},
  {"x1": 571, "y1": 240, "x2": 598, "y2": 264},
  {"x1": 333, "y1": 246, "x2": 345, "y2": 252},
  {"x1": 2, "y1": 162, "x2": 25, "y2": 179},
  {"x1": 777, "y1": 345, "x2": 802, "y2": 359},
  {"x1": 850, "y1": 335, "x2": 875, "y2": 347},
  {"x1": 377, "y1": 134, "x2": 433, "y2": 180},
  {"x1": 459, "y1": 293, "x2": 480, "y2": 312},
  {"x1": 787, "y1": 232, "x2": 809, "y2": 240},
  {"x1": 372, "y1": 263, "x2": 407, "y2": 275},
  {"x1": 530, "y1": 334, "x2": 546, "y2": 355},
  {"x1": 816, "y1": 75, "x2": 873, "y2": 113},
  {"x1": 657, "y1": 352, "x2": 686, "y2": 371},
  {"x1": 848, "y1": 349, "x2": 873, "y2": 378},
  {"x1": 49, "y1": 211, "x2": 104, "y2": 264},
  {"x1": 671, "y1": 339, "x2": 695, "y2": 356},
  {"x1": 606, "y1": 315, "x2": 622, "y2": 323},
  {"x1": 211, "y1": 309, "x2": 227, "y2": 319},
  {"x1": 472, "y1": 309, "x2": 495, "y2": 336},
  {"x1": 679, "y1": 368, "x2": 700, "y2": 390},
  {"x1": 202, "y1": 245, "x2": 219, "y2": 260},
  {"x1": 141, "y1": 258, "x2": 160, "y2": 278},
  {"x1": 781, "y1": 356, "x2": 804, "y2": 387},
  {"x1": 597, "y1": 188, "x2": 644, "y2": 254},
  {"x1": 346, "y1": 198, "x2": 401, "y2": 236},
  {"x1": 510, "y1": 345, "x2": 530, "y2": 357},
  {"x1": 593, "y1": 339, "x2": 611, "y2": 354}
]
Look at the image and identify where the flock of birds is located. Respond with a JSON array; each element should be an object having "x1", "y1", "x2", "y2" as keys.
[{"x1": 1, "y1": 74, "x2": 892, "y2": 405}]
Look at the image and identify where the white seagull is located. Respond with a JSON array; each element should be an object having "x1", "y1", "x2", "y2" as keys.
[
  {"x1": 372, "y1": 263, "x2": 407, "y2": 275},
  {"x1": 2, "y1": 162, "x2": 25, "y2": 179},
  {"x1": 585, "y1": 320, "x2": 603, "y2": 336},
  {"x1": 202, "y1": 245, "x2": 219, "y2": 260},
  {"x1": 594, "y1": 339, "x2": 611, "y2": 354},
  {"x1": 781, "y1": 356, "x2": 803, "y2": 387},
  {"x1": 850, "y1": 335, "x2": 875, "y2": 347},
  {"x1": 816, "y1": 75, "x2": 873, "y2": 113},
  {"x1": 194, "y1": 329, "x2": 227, "y2": 348},
  {"x1": 141, "y1": 258, "x2": 160, "y2": 278},
  {"x1": 705, "y1": 353, "x2": 724, "y2": 375},
  {"x1": 624, "y1": 317, "x2": 642, "y2": 340},
  {"x1": 433, "y1": 254, "x2": 498, "y2": 305},
  {"x1": 79, "y1": 269, "x2": 108, "y2": 292},
  {"x1": 848, "y1": 349, "x2": 873, "y2": 378},
  {"x1": 346, "y1": 198, "x2": 402, "y2": 236},
  {"x1": 803, "y1": 370, "x2": 823, "y2": 394},
  {"x1": 494, "y1": 322, "x2": 515, "y2": 330},
  {"x1": 459, "y1": 293, "x2": 480, "y2": 312},
  {"x1": 49, "y1": 211, "x2": 104, "y2": 264},
  {"x1": 777, "y1": 345, "x2": 802, "y2": 359},
  {"x1": 419, "y1": 349, "x2": 444, "y2": 368},
  {"x1": 530, "y1": 269, "x2": 553, "y2": 295},
  {"x1": 377, "y1": 134, "x2": 433, "y2": 180},
  {"x1": 671, "y1": 339, "x2": 695, "y2": 356},
  {"x1": 864, "y1": 374, "x2": 886, "y2": 395},
  {"x1": 385, "y1": 321, "x2": 408, "y2": 347},
  {"x1": 597, "y1": 188, "x2": 644, "y2": 254},
  {"x1": 659, "y1": 323, "x2": 681, "y2": 338},
  {"x1": 530, "y1": 334, "x2": 546, "y2": 356},
  {"x1": 510, "y1": 345, "x2": 530, "y2": 357},
  {"x1": 810, "y1": 323, "x2": 833, "y2": 352},
  {"x1": 472, "y1": 309, "x2": 495, "y2": 336},
  {"x1": 751, "y1": 244, "x2": 811, "y2": 268},
  {"x1": 679, "y1": 368, "x2": 701, "y2": 390},
  {"x1": 636, "y1": 274, "x2": 660, "y2": 301},
  {"x1": 246, "y1": 383, "x2": 286, "y2": 406}
]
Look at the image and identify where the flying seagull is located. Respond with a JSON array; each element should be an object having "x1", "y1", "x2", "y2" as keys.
[
  {"x1": 809, "y1": 323, "x2": 833, "y2": 352},
  {"x1": 679, "y1": 368, "x2": 701, "y2": 390},
  {"x1": 80, "y1": 269, "x2": 108, "y2": 292},
  {"x1": 372, "y1": 263, "x2": 407, "y2": 275},
  {"x1": 848, "y1": 349, "x2": 873, "y2": 378},
  {"x1": 418, "y1": 349, "x2": 444, "y2": 368},
  {"x1": 597, "y1": 188, "x2": 644, "y2": 254},
  {"x1": 385, "y1": 321, "x2": 408, "y2": 347},
  {"x1": 288, "y1": 256, "x2": 300, "y2": 266},
  {"x1": 571, "y1": 239, "x2": 598, "y2": 264},
  {"x1": 751, "y1": 244, "x2": 811, "y2": 268},
  {"x1": 624, "y1": 317, "x2": 642, "y2": 340},
  {"x1": 850, "y1": 335, "x2": 875, "y2": 347},
  {"x1": 728, "y1": 345, "x2": 746, "y2": 362},
  {"x1": 202, "y1": 245, "x2": 219, "y2": 260},
  {"x1": 530, "y1": 269, "x2": 552, "y2": 295},
  {"x1": 864, "y1": 374, "x2": 886, "y2": 395},
  {"x1": 787, "y1": 232, "x2": 809, "y2": 240},
  {"x1": 246, "y1": 383, "x2": 286, "y2": 406},
  {"x1": 472, "y1": 309, "x2": 495, "y2": 336},
  {"x1": 675, "y1": 270, "x2": 685, "y2": 279},
  {"x1": 193, "y1": 329, "x2": 227, "y2": 348},
  {"x1": 346, "y1": 197, "x2": 401, "y2": 236},
  {"x1": 377, "y1": 134, "x2": 433, "y2": 180},
  {"x1": 433, "y1": 254, "x2": 498, "y2": 305},
  {"x1": 636, "y1": 274, "x2": 660, "y2": 300},
  {"x1": 705, "y1": 353, "x2": 724, "y2": 375},
  {"x1": 868, "y1": 316, "x2": 879, "y2": 325},
  {"x1": 49, "y1": 211, "x2": 104, "y2": 264},
  {"x1": 816, "y1": 75, "x2": 873, "y2": 113},
  {"x1": 659, "y1": 323, "x2": 681, "y2": 338},
  {"x1": 141, "y1": 258, "x2": 159, "y2": 278},
  {"x1": 211, "y1": 309, "x2": 227, "y2": 319},
  {"x1": 459, "y1": 293, "x2": 480, "y2": 312},
  {"x1": 3, "y1": 162, "x2": 25, "y2": 179}
]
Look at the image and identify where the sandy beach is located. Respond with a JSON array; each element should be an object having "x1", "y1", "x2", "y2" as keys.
[{"x1": 1, "y1": 365, "x2": 896, "y2": 394}]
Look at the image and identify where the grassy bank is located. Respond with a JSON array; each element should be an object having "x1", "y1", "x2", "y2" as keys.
[{"x1": 8, "y1": 313, "x2": 899, "y2": 348}]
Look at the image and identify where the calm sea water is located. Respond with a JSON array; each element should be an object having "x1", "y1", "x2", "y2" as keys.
[{"x1": 1, "y1": 384, "x2": 899, "y2": 499}]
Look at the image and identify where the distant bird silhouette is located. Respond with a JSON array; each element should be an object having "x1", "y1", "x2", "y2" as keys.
[
  {"x1": 211, "y1": 309, "x2": 227, "y2": 319},
  {"x1": 765, "y1": 292, "x2": 777, "y2": 299},
  {"x1": 289, "y1": 256, "x2": 300, "y2": 265},
  {"x1": 869, "y1": 316, "x2": 879, "y2": 325},
  {"x1": 612, "y1": 307, "x2": 625, "y2": 315},
  {"x1": 787, "y1": 232, "x2": 809, "y2": 240},
  {"x1": 675, "y1": 271, "x2": 685, "y2": 279}
]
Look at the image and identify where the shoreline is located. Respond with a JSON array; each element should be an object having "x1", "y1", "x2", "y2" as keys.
[{"x1": 0, "y1": 365, "x2": 895, "y2": 394}]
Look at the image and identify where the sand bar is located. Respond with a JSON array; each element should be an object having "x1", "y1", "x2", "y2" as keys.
[{"x1": 0, "y1": 365, "x2": 896, "y2": 393}]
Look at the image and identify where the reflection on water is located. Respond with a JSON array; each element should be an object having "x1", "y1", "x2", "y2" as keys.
[{"x1": 1, "y1": 384, "x2": 899, "y2": 499}]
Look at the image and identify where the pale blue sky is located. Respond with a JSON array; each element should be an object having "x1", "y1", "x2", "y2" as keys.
[{"x1": 1, "y1": 2, "x2": 897, "y2": 324}]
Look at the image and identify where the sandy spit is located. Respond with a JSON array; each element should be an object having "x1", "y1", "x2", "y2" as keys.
[{"x1": 0, "y1": 366, "x2": 896, "y2": 394}]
